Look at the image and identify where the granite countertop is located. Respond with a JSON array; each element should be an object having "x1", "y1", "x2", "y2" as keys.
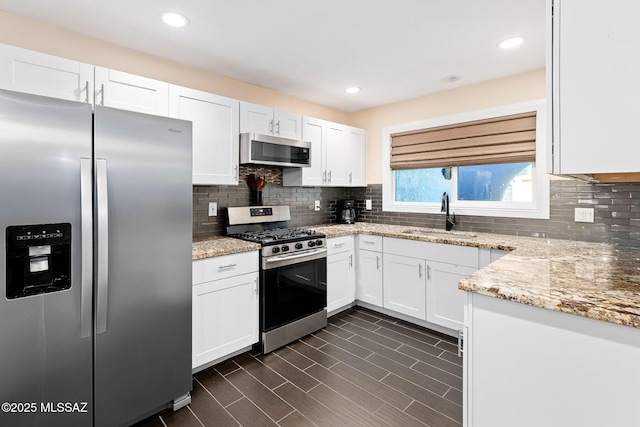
[
  {"x1": 192, "y1": 237, "x2": 260, "y2": 260},
  {"x1": 193, "y1": 223, "x2": 640, "y2": 329},
  {"x1": 308, "y1": 223, "x2": 640, "y2": 329}
]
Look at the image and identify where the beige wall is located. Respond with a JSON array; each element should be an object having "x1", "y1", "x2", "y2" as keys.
[
  {"x1": 0, "y1": 11, "x2": 545, "y2": 185},
  {"x1": 349, "y1": 69, "x2": 546, "y2": 183}
]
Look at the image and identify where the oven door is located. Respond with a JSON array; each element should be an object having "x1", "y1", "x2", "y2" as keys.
[{"x1": 261, "y1": 248, "x2": 327, "y2": 332}]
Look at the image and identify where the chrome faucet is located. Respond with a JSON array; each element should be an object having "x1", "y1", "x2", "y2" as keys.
[{"x1": 441, "y1": 192, "x2": 456, "y2": 231}]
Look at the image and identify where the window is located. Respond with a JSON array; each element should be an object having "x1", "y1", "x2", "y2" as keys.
[{"x1": 383, "y1": 100, "x2": 549, "y2": 219}]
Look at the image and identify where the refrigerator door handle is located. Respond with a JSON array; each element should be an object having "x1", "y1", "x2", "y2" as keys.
[
  {"x1": 96, "y1": 158, "x2": 109, "y2": 334},
  {"x1": 80, "y1": 158, "x2": 93, "y2": 338}
]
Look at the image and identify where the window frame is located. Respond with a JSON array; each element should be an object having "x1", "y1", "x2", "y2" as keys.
[{"x1": 382, "y1": 99, "x2": 549, "y2": 219}]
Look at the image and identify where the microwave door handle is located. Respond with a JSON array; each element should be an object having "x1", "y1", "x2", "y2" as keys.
[{"x1": 96, "y1": 159, "x2": 109, "y2": 335}]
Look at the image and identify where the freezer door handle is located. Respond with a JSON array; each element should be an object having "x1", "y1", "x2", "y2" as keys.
[
  {"x1": 96, "y1": 158, "x2": 109, "y2": 334},
  {"x1": 80, "y1": 158, "x2": 93, "y2": 338}
]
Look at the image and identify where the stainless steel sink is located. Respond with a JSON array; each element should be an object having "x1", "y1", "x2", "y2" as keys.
[{"x1": 403, "y1": 230, "x2": 477, "y2": 240}]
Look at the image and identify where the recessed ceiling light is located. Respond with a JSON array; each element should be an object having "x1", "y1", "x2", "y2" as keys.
[
  {"x1": 442, "y1": 75, "x2": 462, "y2": 83},
  {"x1": 161, "y1": 12, "x2": 189, "y2": 28},
  {"x1": 345, "y1": 87, "x2": 361, "y2": 94},
  {"x1": 498, "y1": 37, "x2": 524, "y2": 49}
]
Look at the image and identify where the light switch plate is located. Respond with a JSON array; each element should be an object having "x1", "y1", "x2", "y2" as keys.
[
  {"x1": 208, "y1": 202, "x2": 218, "y2": 217},
  {"x1": 575, "y1": 207, "x2": 594, "y2": 223},
  {"x1": 365, "y1": 199, "x2": 372, "y2": 210},
  {"x1": 314, "y1": 200, "x2": 321, "y2": 211}
]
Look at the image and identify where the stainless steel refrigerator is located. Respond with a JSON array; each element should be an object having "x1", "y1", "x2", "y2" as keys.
[{"x1": 0, "y1": 89, "x2": 193, "y2": 427}]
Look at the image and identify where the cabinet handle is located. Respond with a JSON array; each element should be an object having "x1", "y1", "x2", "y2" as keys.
[
  {"x1": 426, "y1": 265, "x2": 431, "y2": 280},
  {"x1": 275, "y1": 120, "x2": 280, "y2": 135},
  {"x1": 322, "y1": 171, "x2": 327, "y2": 184},
  {"x1": 328, "y1": 170, "x2": 332, "y2": 183},
  {"x1": 363, "y1": 240, "x2": 375, "y2": 245},
  {"x1": 99, "y1": 83, "x2": 105, "y2": 106},
  {"x1": 269, "y1": 119, "x2": 274, "y2": 134},
  {"x1": 419, "y1": 264, "x2": 423, "y2": 278},
  {"x1": 218, "y1": 263, "x2": 236, "y2": 271},
  {"x1": 376, "y1": 256, "x2": 380, "y2": 270},
  {"x1": 457, "y1": 328, "x2": 464, "y2": 357},
  {"x1": 349, "y1": 172, "x2": 353, "y2": 183},
  {"x1": 334, "y1": 242, "x2": 345, "y2": 248},
  {"x1": 84, "y1": 81, "x2": 89, "y2": 103},
  {"x1": 349, "y1": 254, "x2": 353, "y2": 268},
  {"x1": 234, "y1": 165, "x2": 238, "y2": 180},
  {"x1": 254, "y1": 279, "x2": 258, "y2": 294}
]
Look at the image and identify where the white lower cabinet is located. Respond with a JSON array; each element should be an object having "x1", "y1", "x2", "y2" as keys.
[
  {"x1": 464, "y1": 292, "x2": 640, "y2": 427},
  {"x1": 356, "y1": 235, "x2": 383, "y2": 306},
  {"x1": 192, "y1": 251, "x2": 259, "y2": 370},
  {"x1": 381, "y1": 237, "x2": 489, "y2": 331},
  {"x1": 425, "y1": 261, "x2": 476, "y2": 331},
  {"x1": 327, "y1": 236, "x2": 355, "y2": 314},
  {"x1": 383, "y1": 253, "x2": 426, "y2": 319}
]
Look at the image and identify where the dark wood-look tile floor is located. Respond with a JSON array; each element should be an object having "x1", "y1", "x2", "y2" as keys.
[{"x1": 136, "y1": 307, "x2": 462, "y2": 427}]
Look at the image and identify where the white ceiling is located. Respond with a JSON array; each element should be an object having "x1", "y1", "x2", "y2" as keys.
[{"x1": 0, "y1": 0, "x2": 546, "y2": 113}]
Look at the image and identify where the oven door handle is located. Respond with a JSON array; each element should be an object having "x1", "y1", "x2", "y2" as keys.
[{"x1": 263, "y1": 248, "x2": 327, "y2": 270}]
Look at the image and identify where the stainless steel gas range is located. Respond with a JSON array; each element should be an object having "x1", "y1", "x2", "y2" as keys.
[{"x1": 227, "y1": 206, "x2": 327, "y2": 354}]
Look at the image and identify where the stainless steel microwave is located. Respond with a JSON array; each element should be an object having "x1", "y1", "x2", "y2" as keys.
[{"x1": 240, "y1": 133, "x2": 311, "y2": 168}]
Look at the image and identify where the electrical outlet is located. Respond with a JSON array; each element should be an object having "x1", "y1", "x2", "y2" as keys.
[
  {"x1": 208, "y1": 202, "x2": 218, "y2": 217},
  {"x1": 365, "y1": 199, "x2": 372, "y2": 210},
  {"x1": 574, "y1": 207, "x2": 594, "y2": 223},
  {"x1": 314, "y1": 200, "x2": 321, "y2": 211}
]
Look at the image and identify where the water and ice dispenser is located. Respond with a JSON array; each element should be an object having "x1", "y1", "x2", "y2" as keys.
[{"x1": 5, "y1": 223, "x2": 71, "y2": 299}]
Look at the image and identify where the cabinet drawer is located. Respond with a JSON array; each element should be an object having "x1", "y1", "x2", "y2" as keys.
[
  {"x1": 327, "y1": 235, "x2": 354, "y2": 255},
  {"x1": 192, "y1": 251, "x2": 258, "y2": 285},
  {"x1": 357, "y1": 234, "x2": 382, "y2": 252},
  {"x1": 384, "y1": 237, "x2": 478, "y2": 268}
]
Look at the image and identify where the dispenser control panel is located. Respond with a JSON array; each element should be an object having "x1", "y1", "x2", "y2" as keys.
[{"x1": 6, "y1": 223, "x2": 71, "y2": 299}]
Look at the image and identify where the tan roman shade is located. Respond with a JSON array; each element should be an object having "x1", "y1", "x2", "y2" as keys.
[{"x1": 390, "y1": 111, "x2": 537, "y2": 170}]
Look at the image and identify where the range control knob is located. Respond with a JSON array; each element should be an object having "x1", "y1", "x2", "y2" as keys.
[
  {"x1": 315, "y1": 239, "x2": 323, "y2": 247},
  {"x1": 308, "y1": 240, "x2": 316, "y2": 247},
  {"x1": 295, "y1": 243, "x2": 303, "y2": 250},
  {"x1": 272, "y1": 247, "x2": 280, "y2": 254},
  {"x1": 281, "y1": 245, "x2": 290, "y2": 252}
]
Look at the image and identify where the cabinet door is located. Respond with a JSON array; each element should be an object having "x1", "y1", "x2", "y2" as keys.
[
  {"x1": 345, "y1": 126, "x2": 367, "y2": 186},
  {"x1": 325, "y1": 122, "x2": 347, "y2": 186},
  {"x1": 169, "y1": 85, "x2": 239, "y2": 185},
  {"x1": 383, "y1": 253, "x2": 426, "y2": 319},
  {"x1": 426, "y1": 261, "x2": 477, "y2": 330},
  {"x1": 283, "y1": 116, "x2": 326, "y2": 186},
  {"x1": 94, "y1": 67, "x2": 169, "y2": 116},
  {"x1": 192, "y1": 272, "x2": 259, "y2": 369},
  {"x1": 357, "y1": 249, "x2": 383, "y2": 306},
  {"x1": 327, "y1": 250, "x2": 355, "y2": 313},
  {"x1": 554, "y1": 0, "x2": 640, "y2": 174},
  {"x1": 0, "y1": 44, "x2": 93, "y2": 103},
  {"x1": 273, "y1": 109, "x2": 302, "y2": 139},
  {"x1": 240, "y1": 101, "x2": 273, "y2": 135}
]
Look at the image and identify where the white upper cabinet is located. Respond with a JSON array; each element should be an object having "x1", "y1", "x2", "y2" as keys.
[
  {"x1": 169, "y1": 85, "x2": 240, "y2": 185},
  {"x1": 94, "y1": 67, "x2": 169, "y2": 116},
  {"x1": 549, "y1": 0, "x2": 640, "y2": 175},
  {"x1": 240, "y1": 101, "x2": 301, "y2": 140},
  {"x1": 0, "y1": 44, "x2": 170, "y2": 117},
  {"x1": 283, "y1": 117, "x2": 367, "y2": 187},
  {"x1": 344, "y1": 126, "x2": 367, "y2": 186},
  {"x1": 325, "y1": 122, "x2": 347, "y2": 186},
  {"x1": 0, "y1": 43, "x2": 93, "y2": 103}
]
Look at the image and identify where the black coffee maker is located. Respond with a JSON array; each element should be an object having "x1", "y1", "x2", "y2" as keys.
[{"x1": 337, "y1": 200, "x2": 356, "y2": 224}]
